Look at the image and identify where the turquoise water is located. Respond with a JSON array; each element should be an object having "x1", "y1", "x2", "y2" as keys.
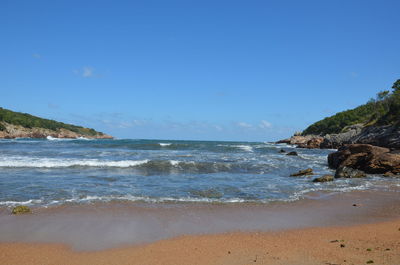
[{"x1": 0, "y1": 138, "x2": 395, "y2": 207}]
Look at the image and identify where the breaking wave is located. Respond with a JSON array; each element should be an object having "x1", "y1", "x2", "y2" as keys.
[
  {"x1": 0, "y1": 158, "x2": 150, "y2": 168},
  {"x1": 0, "y1": 157, "x2": 272, "y2": 174}
]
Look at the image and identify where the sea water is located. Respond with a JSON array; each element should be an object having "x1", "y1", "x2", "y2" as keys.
[{"x1": 0, "y1": 138, "x2": 397, "y2": 207}]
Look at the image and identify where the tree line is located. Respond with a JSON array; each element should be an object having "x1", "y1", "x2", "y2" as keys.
[{"x1": 0, "y1": 107, "x2": 100, "y2": 136}]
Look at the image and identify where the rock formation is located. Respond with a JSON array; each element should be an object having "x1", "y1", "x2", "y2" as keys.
[
  {"x1": 278, "y1": 124, "x2": 400, "y2": 150},
  {"x1": 0, "y1": 122, "x2": 113, "y2": 139},
  {"x1": 312, "y1": 174, "x2": 334, "y2": 182},
  {"x1": 290, "y1": 168, "x2": 313, "y2": 177},
  {"x1": 328, "y1": 144, "x2": 400, "y2": 175}
]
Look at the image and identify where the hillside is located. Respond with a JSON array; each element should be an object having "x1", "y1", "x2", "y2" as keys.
[
  {"x1": 302, "y1": 79, "x2": 400, "y2": 136},
  {"x1": 278, "y1": 79, "x2": 400, "y2": 149},
  {"x1": 0, "y1": 107, "x2": 112, "y2": 139}
]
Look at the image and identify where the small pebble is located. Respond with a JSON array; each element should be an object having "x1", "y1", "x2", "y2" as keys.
[{"x1": 340, "y1": 244, "x2": 345, "y2": 248}]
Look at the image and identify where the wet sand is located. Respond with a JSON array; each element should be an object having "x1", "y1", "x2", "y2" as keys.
[
  {"x1": 1, "y1": 220, "x2": 399, "y2": 265},
  {"x1": 0, "y1": 190, "x2": 400, "y2": 264}
]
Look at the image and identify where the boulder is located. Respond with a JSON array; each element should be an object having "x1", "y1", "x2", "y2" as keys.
[
  {"x1": 312, "y1": 175, "x2": 334, "y2": 182},
  {"x1": 290, "y1": 168, "x2": 313, "y2": 177},
  {"x1": 12, "y1": 205, "x2": 31, "y2": 214},
  {"x1": 286, "y1": 151, "x2": 298, "y2": 156},
  {"x1": 279, "y1": 149, "x2": 286, "y2": 153},
  {"x1": 328, "y1": 144, "x2": 400, "y2": 174},
  {"x1": 335, "y1": 166, "x2": 366, "y2": 178}
]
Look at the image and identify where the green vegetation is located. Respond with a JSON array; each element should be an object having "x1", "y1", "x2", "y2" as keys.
[
  {"x1": 303, "y1": 79, "x2": 400, "y2": 135},
  {"x1": 0, "y1": 107, "x2": 103, "y2": 136}
]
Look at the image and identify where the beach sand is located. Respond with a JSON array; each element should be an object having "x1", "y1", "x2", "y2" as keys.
[
  {"x1": 1, "y1": 220, "x2": 399, "y2": 265},
  {"x1": 0, "y1": 190, "x2": 399, "y2": 264}
]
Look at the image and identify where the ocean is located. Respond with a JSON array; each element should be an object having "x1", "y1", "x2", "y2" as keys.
[{"x1": 0, "y1": 138, "x2": 397, "y2": 208}]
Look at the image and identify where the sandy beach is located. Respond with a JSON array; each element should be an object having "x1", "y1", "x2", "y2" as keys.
[
  {"x1": 1, "y1": 190, "x2": 400, "y2": 265},
  {"x1": 1, "y1": 219, "x2": 399, "y2": 265}
]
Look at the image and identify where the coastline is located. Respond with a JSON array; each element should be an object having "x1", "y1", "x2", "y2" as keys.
[{"x1": 1, "y1": 189, "x2": 400, "y2": 264}]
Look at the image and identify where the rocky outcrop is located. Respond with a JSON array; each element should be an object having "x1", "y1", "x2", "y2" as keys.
[
  {"x1": 352, "y1": 125, "x2": 400, "y2": 149},
  {"x1": 277, "y1": 135, "x2": 324, "y2": 148},
  {"x1": 278, "y1": 124, "x2": 400, "y2": 150},
  {"x1": 286, "y1": 151, "x2": 298, "y2": 156},
  {"x1": 320, "y1": 124, "x2": 364, "y2": 149},
  {"x1": 312, "y1": 174, "x2": 334, "y2": 182},
  {"x1": 334, "y1": 166, "x2": 366, "y2": 178},
  {"x1": 290, "y1": 168, "x2": 313, "y2": 177},
  {"x1": 328, "y1": 144, "x2": 400, "y2": 175},
  {"x1": 0, "y1": 122, "x2": 113, "y2": 139},
  {"x1": 12, "y1": 205, "x2": 31, "y2": 214},
  {"x1": 297, "y1": 137, "x2": 325, "y2": 149}
]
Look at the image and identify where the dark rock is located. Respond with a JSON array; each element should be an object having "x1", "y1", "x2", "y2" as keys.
[
  {"x1": 320, "y1": 124, "x2": 364, "y2": 149},
  {"x1": 286, "y1": 151, "x2": 298, "y2": 156},
  {"x1": 328, "y1": 144, "x2": 400, "y2": 174},
  {"x1": 312, "y1": 174, "x2": 334, "y2": 182},
  {"x1": 335, "y1": 166, "x2": 366, "y2": 178},
  {"x1": 383, "y1": 171, "x2": 395, "y2": 177},
  {"x1": 276, "y1": 139, "x2": 291, "y2": 144},
  {"x1": 12, "y1": 205, "x2": 31, "y2": 214},
  {"x1": 353, "y1": 125, "x2": 400, "y2": 149},
  {"x1": 279, "y1": 149, "x2": 286, "y2": 153},
  {"x1": 290, "y1": 168, "x2": 313, "y2": 177}
]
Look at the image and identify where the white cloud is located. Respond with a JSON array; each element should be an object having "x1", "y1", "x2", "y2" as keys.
[
  {"x1": 74, "y1": 66, "x2": 96, "y2": 78},
  {"x1": 82, "y1": 67, "x2": 94, "y2": 78},
  {"x1": 259, "y1": 120, "x2": 272, "y2": 129},
  {"x1": 214, "y1": 125, "x2": 223, "y2": 131},
  {"x1": 237, "y1": 122, "x2": 253, "y2": 128}
]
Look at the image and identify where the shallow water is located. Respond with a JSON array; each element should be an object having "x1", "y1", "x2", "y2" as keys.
[{"x1": 0, "y1": 138, "x2": 398, "y2": 207}]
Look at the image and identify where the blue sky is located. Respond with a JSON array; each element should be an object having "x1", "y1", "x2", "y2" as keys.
[{"x1": 1, "y1": 0, "x2": 399, "y2": 141}]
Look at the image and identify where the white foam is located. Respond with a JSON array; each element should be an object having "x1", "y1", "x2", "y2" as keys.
[
  {"x1": 61, "y1": 195, "x2": 248, "y2": 204},
  {"x1": 233, "y1": 145, "x2": 253, "y2": 152},
  {"x1": 0, "y1": 158, "x2": 150, "y2": 168},
  {"x1": 159, "y1": 143, "x2": 172, "y2": 147},
  {"x1": 0, "y1": 199, "x2": 42, "y2": 206},
  {"x1": 170, "y1": 160, "x2": 180, "y2": 166},
  {"x1": 46, "y1": 136, "x2": 74, "y2": 141}
]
